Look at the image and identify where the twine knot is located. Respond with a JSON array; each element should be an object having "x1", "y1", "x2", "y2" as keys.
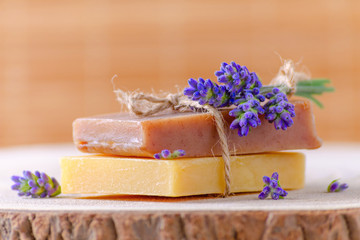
[{"x1": 271, "y1": 59, "x2": 310, "y2": 96}]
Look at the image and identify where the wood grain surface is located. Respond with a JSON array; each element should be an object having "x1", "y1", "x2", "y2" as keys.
[
  {"x1": 0, "y1": 0, "x2": 359, "y2": 145},
  {"x1": 1, "y1": 209, "x2": 360, "y2": 240}
]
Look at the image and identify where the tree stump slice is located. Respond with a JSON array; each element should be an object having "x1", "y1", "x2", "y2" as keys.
[{"x1": 1, "y1": 209, "x2": 360, "y2": 240}]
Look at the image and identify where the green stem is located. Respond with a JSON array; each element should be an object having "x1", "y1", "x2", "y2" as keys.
[{"x1": 261, "y1": 79, "x2": 334, "y2": 108}]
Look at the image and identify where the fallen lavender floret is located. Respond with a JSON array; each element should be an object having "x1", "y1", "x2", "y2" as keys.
[
  {"x1": 11, "y1": 170, "x2": 61, "y2": 198},
  {"x1": 327, "y1": 179, "x2": 349, "y2": 192},
  {"x1": 258, "y1": 172, "x2": 287, "y2": 200},
  {"x1": 154, "y1": 149, "x2": 186, "y2": 159}
]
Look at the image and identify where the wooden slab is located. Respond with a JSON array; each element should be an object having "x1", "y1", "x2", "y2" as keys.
[
  {"x1": 1, "y1": 143, "x2": 360, "y2": 239},
  {"x1": 2, "y1": 209, "x2": 360, "y2": 239}
]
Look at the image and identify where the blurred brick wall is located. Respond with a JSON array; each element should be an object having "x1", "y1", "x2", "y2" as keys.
[{"x1": 0, "y1": 0, "x2": 359, "y2": 145}]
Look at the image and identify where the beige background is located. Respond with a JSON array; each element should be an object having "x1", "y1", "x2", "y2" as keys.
[{"x1": 0, "y1": 0, "x2": 359, "y2": 146}]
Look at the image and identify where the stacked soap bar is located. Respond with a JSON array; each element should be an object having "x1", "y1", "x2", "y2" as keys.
[
  {"x1": 61, "y1": 153, "x2": 305, "y2": 197},
  {"x1": 61, "y1": 99, "x2": 319, "y2": 197},
  {"x1": 73, "y1": 100, "x2": 321, "y2": 157}
]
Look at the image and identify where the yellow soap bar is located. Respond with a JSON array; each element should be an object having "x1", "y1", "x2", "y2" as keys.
[{"x1": 61, "y1": 152, "x2": 305, "y2": 197}]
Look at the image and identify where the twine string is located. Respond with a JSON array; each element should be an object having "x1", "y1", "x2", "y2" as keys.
[
  {"x1": 270, "y1": 59, "x2": 310, "y2": 96},
  {"x1": 204, "y1": 105, "x2": 231, "y2": 197}
]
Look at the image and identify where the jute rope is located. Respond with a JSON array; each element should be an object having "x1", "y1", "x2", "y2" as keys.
[
  {"x1": 113, "y1": 79, "x2": 232, "y2": 197},
  {"x1": 270, "y1": 59, "x2": 310, "y2": 96}
]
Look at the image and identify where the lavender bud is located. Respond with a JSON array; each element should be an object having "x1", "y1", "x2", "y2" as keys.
[
  {"x1": 271, "y1": 192, "x2": 280, "y2": 200},
  {"x1": 280, "y1": 189, "x2": 288, "y2": 197},
  {"x1": 263, "y1": 176, "x2": 271, "y2": 185},
  {"x1": 40, "y1": 192, "x2": 47, "y2": 198},
  {"x1": 37, "y1": 178, "x2": 45, "y2": 186},
  {"x1": 262, "y1": 186, "x2": 271, "y2": 195},
  {"x1": 339, "y1": 183, "x2": 349, "y2": 191},
  {"x1": 52, "y1": 178, "x2": 60, "y2": 187},
  {"x1": 12, "y1": 176, "x2": 22, "y2": 183},
  {"x1": 240, "y1": 125, "x2": 249, "y2": 136},
  {"x1": 30, "y1": 187, "x2": 39, "y2": 194},
  {"x1": 230, "y1": 118, "x2": 240, "y2": 129},
  {"x1": 176, "y1": 150, "x2": 186, "y2": 157},
  {"x1": 329, "y1": 181, "x2": 339, "y2": 192},
  {"x1": 270, "y1": 180, "x2": 278, "y2": 189},
  {"x1": 161, "y1": 149, "x2": 171, "y2": 158},
  {"x1": 28, "y1": 180, "x2": 37, "y2": 188},
  {"x1": 47, "y1": 188, "x2": 56, "y2": 196},
  {"x1": 23, "y1": 171, "x2": 33, "y2": 180},
  {"x1": 271, "y1": 172, "x2": 279, "y2": 180},
  {"x1": 34, "y1": 171, "x2": 41, "y2": 178},
  {"x1": 45, "y1": 183, "x2": 52, "y2": 191},
  {"x1": 11, "y1": 183, "x2": 21, "y2": 190},
  {"x1": 258, "y1": 191, "x2": 268, "y2": 200},
  {"x1": 40, "y1": 172, "x2": 50, "y2": 182}
]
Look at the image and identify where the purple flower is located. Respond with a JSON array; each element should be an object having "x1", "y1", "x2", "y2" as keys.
[
  {"x1": 215, "y1": 62, "x2": 263, "y2": 97},
  {"x1": 329, "y1": 181, "x2": 339, "y2": 192},
  {"x1": 271, "y1": 192, "x2": 280, "y2": 200},
  {"x1": 184, "y1": 78, "x2": 231, "y2": 107},
  {"x1": 229, "y1": 93, "x2": 264, "y2": 136},
  {"x1": 270, "y1": 180, "x2": 278, "y2": 189},
  {"x1": 258, "y1": 172, "x2": 287, "y2": 200},
  {"x1": 262, "y1": 186, "x2": 271, "y2": 195},
  {"x1": 11, "y1": 171, "x2": 61, "y2": 198},
  {"x1": 271, "y1": 172, "x2": 279, "y2": 180},
  {"x1": 263, "y1": 176, "x2": 271, "y2": 185},
  {"x1": 153, "y1": 149, "x2": 186, "y2": 159},
  {"x1": 161, "y1": 149, "x2": 171, "y2": 158},
  {"x1": 176, "y1": 149, "x2": 186, "y2": 157},
  {"x1": 327, "y1": 179, "x2": 348, "y2": 192},
  {"x1": 339, "y1": 183, "x2": 349, "y2": 191},
  {"x1": 258, "y1": 191, "x2": 268, "y2": 200},
  {"x1": 264, "y1": 88, "x2": 295, "y2": 130}
]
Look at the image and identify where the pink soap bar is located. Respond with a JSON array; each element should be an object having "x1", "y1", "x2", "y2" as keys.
[{"x1": 73, "y1": 100, "x2": 322, "y2": 157}]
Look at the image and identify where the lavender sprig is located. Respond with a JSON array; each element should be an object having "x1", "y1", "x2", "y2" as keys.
[
  {"x1": 183, "y1": 61, "x2": 333, "y2": 137},
  {"x1": 11, "y1": 170, "x2": 61, "y2": 198},
  {"x1": 327, "y1": 179, "x2": 349, "y2": 193},
  {"x1": 215, "y1": 62, "x2": 263, "y2": 97},
  {"x1": 154, "y1": 149, "x2": 186, "y2": 159},
  {"x1": 258, "y1": 172, "x2": 288, "y2": 200},
  {"x1": 264, "y1": 88, "x2": 295, "y2": 130}
]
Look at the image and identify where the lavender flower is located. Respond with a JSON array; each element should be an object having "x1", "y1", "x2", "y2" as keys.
[
  {"x1": 229, "y1": 93, "x2": 264, "y2": 136},
  {"x1": 258, "y1": 172, "x2": 287, "y2": 200},
  {"x1": 327, "y1": 179, "x2": 349, "y2": 192},
  {"x1": 264, "y1": 88, "x2": 295, "y2": 130},
  {"x1": 11, "y1": 170, "x2": 61, "y2": 198},
  {"x1": 183, "y1": 78, "x2": 231, "y2": 107},
  {"x1": 154, "y1": 149, "x2": 186, "y2": 159},
  {"x1": 215, "y1": 62, "x2": 264, "y2": 98}
]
